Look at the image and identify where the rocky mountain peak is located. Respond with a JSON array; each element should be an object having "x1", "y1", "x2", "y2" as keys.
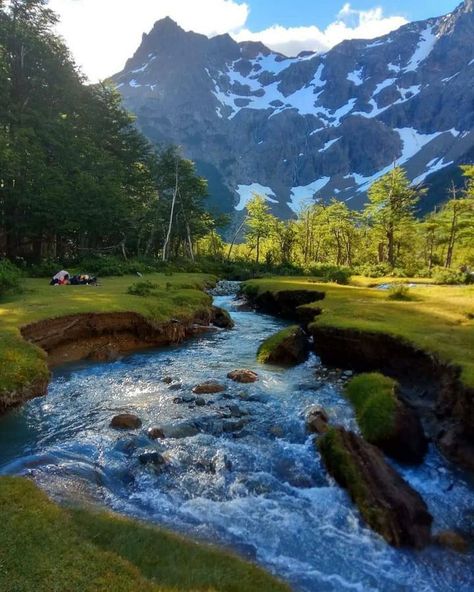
[{"x1": 113, "y1": 5, "x2": 474, "y2": 221}]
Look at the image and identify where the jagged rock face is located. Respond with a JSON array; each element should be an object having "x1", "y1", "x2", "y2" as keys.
[{"x1": 112, "y1": 2, "x2": 474, "y2": 219}]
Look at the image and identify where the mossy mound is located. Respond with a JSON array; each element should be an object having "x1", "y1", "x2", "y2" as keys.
[
  {"x1": 345, "y1": 373, "x2": 398, "y2": 442},
  {"x1": 0, "y1": 476, "x2": 290, "y2": 592},
  {"x1": 257, "y1": 325, "x2": 308, "y2": 365},
  {"x1": 344, "y1": 373, "x2": 427, "y2": 464},
  {"x1": 317, "y1": 427, "x2": 432, "y2": 548}
]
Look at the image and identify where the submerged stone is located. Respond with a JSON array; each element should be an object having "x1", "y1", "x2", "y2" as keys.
[{"x1": 110, "y1": 414, "x2": 142, "y2": 430}]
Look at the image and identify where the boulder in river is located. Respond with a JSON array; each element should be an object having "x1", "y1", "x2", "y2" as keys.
[
  {"x1": 306, "y1": 406, "x2": 329, "y2": 434},
  {"x1": 318, "y1": 426, "x2": 433, "y2": 548},
  {"x1": 344, "y1": 373, "x2": 427, "y2": 464},
  {"x1": 212, "y1": 306, "x2": 235, "y2": 329},
  {"x1": 148, "y1": 427, "x2": 165, "y2": 440},
  {"x1": 227, "y1": 369, "x2": 259, "y2": 383},
  {"x1": 193, "y1": 381, "x2": 226, "y2": 394},
  {"x1": 138, "y1": 451, "x2": 166, "y2": 467},
  {"x1": 257, "y1": 326, "x2": 309, "y2": 366},
  {"x1": 163, "y1": 421, "x2": 200, "y2": 439},
  {"x1": 110, "y1": 414, "x2": 142, "y2": 430}
]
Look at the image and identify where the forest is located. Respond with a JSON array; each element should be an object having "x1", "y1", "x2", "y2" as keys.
[{"x1": 0, "y1": 0, "x2": 473, "y2": 287}]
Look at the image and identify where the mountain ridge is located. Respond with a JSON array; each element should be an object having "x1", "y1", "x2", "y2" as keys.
[{"x1": 111, "y1": 1, "x2": 474, "y2": 220}]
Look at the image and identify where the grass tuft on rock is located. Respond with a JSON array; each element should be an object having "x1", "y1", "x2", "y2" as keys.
[
  {"x1": 0, "y1": 477, "x2": 290, "y2": 592},
  {"x1": 257, "y1": 325, "x2": 300, "y2": 364},
  {"x1": 344, "y1": 373, "x2": 398, "y2": 443}
]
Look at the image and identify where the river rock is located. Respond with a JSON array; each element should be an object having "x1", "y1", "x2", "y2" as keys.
[
  {"x1": 306, "y1": 406, "x2": 329, "y2": 434},
  {"x1": 162, "y1": 376, "x2": 173, "y2": 384},
  {"x1": 163, "y1": 421, "x2": 200, "y2": 439},
  {"x1": 168, "y1": 382, "x2": 183, "y2": 391},
  {"x1": 227, "y1": 369, "x2": 259, "y2": 383},
  {"x1": 110, "y1": 414, "x2": 142, "y2": 430},
  {"x1": 193, "y1": 381, "x2": 226, "y2": 394},
  {"x1": 318, "y1": 427, "x2": 433, "y2": 548},
  {"x1": 433, "y1": 530, "x2": 469, "y2": 553},
  {"x1": 195, "y1": 397, "x2": 206, "y2": 407},
  {"x1": 222, "y1": 418, "x2": 250, "y2": 433},
  {"x1": 381, "y1": 401, "x2": 428, "y2": 464},
  {"x1": 148, "y1": 427, "x2": 165, "y2": 440},
  {"x1": 212, "y1": 306, "x2": 235, "y2": 329},
  {"x1": 138, "y1": 451, "x2": 166, "y2": 466}
]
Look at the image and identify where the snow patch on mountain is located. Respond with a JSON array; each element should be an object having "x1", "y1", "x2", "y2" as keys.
[
  {"x1": 288, "y1": 178, "x2": 330, "y2": 213},
  {"x1": 404, "y1": 25, "x2": 438, "y2": 72},
  {"x1": 235, "y1": 183, "x2": 278, "y2": 211}
]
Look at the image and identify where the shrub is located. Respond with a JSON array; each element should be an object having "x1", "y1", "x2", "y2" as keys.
[
  {"x1": 306, "y1": 264, "x2": 352, "y2": 285},
  {"x1": 27, "y1": 259, "x2": 63, "y2": 278},
  {"x1": 387, "y1": 285, "x2": 414, "y2": 301},
  {"x1": 355, "y1": 263, "x2": 393, "y2": 278},
  {"x1": 79, "y1": 256, "x2": 155, "y2": 277},
  {"x1": 431, "y1": 266, "x2": 470, "y2": 285},
  {"x1": 0, "y1": 260, "x2": 23, "y2": 296},
  {"x1": 127, "y1": 281, "x2": 157, "y2": 297}
]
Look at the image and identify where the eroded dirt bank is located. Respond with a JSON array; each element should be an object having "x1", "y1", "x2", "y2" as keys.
[
  {"x1": 309, "y1": 326, "x2": 474, "y2": 471},
  {"x1": 243, "y1": 288, "x2": 474, "y2": 471},
  {"x1": 2, "y1": 307, "x2": 224, "y2": 413}
]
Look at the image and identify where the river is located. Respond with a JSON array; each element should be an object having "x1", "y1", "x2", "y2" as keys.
[{"x1": 0, "y1": 293, "x2": 473, "y2": 591}]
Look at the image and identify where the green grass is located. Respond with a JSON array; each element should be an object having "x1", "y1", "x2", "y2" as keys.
[
  {"x1": 0, "y1": 273, "x2": 215, "y2": 396},
  {"x1": 243, "y1": 277, "x2": 474, "y2": 388},
  {"x1": 257, "y1": 325, "x2": 300, "y2": 364},
  {"x1": 0, "y1": 477, "x2": 290, "y2": 592},
  {"x1": 345, "y1": 373, "x2": 398, "y2": 442}
]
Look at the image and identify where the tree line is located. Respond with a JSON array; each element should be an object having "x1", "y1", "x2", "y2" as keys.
[
  {"x1": 0, "y1": 0, "x2": 218, "y2": 264},
  {"x1": 218, "y1": 166, "x2": 474, "y2": 279}
]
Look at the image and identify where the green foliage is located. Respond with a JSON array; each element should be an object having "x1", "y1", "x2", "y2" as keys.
[
  {"x1": 307, "y1": 264, "x2": 352, "y2": 284},
  {"x1": 431, "y1": 266, "x2": 471, "y2": 285},
  {"x1": 387, "y1": 285, "x2": 415, "y2": 301},
  {"x1": 257, "y1": 325, "x2": 300, "y2": 363},
  {"x1": 0, "y1": 477, "x2": 290, "y2": 592},
  {"x1": 344, "y1": 373, "x2": 398, "y2": 443},
  {"x1": 0, "y1": 260, "x2": 22, "y2": 296},
  {"x1": 127, "y1": 281, "x2": 158, "y2": 297}
]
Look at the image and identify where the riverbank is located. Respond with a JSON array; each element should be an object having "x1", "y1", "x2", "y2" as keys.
[
  {"x1": 0, "y1": 273, "x2": 217, "y2": 413},
  {"x1": 242, "y1": 277, "x2": 474, "y2": 469},
  {"x1": 0, "y1": 477, "x2": 290, "y2": 592}
]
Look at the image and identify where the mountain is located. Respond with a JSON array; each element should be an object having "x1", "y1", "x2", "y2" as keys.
[{"x1": 111, "y1": 1, "x2": 474, "y2": 220}]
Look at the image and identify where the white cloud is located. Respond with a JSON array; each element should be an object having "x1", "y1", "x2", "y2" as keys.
[
  {"x1": 49, "y1": 0, "x2": 249, "y2": 81},
  {"x1": 233, "y1": 4, "x2": 408, "y2": 57},
  {"x1": 48, "y1": 1, "x2": 407, "y2": 81}
]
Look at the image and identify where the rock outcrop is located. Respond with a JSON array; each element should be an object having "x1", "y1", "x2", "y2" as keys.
[{"x1": 318, "y1": 427, "x2": 433, "y2": 548}]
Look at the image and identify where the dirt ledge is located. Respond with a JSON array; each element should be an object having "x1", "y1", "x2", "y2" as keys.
[
  {"x1": 1, "y1": 308, "x2": 221, "y2": 414},
  {"x1": 309, "y1": 325, "x2": 474, "y2": 471}
]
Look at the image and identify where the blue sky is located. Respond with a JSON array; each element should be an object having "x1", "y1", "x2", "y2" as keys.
[
  {"x1": 50, "y1": 0, "x2": 462, "y2": 81},
  {"x1": 246, "y1": 1, "x2": 459, "y2": 30}
]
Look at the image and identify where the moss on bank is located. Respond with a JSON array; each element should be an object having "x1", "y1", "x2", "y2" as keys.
[
  {"x1": 0, "y1": 273, "x2": 214, "y2": 402},
  {"x1": 345, "y1": 373, "x2": 398, "y2": 443},
  {"x1": 243, "y1": 277, "x2": 474, "y2": 388},
  {"x1": 0, "y1": 477, "x2": 290, "y2": 592},
  {"x1": 257, "y1": 325, "x2": 301, "y2": 364}
]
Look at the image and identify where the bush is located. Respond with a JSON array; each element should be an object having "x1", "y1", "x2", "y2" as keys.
[
  {"x1": 387, "y1": 285, "x2": 414, "y2": 301},
  {"x1": 79, "y1": 256, "x2": 155, "y2": 277},
  {"x1": 306, "y1": 264, "x2": 352, "y2": 285},
  {"x1": 431, "y1": 267, "x2": 470, "y2": 285},
  {"x1": 0, "y1": 260, "x2": 23, "y2": 296},
  {"x1": 127, "y1": 280, "x2": 158, "y2": 297},
  {"x1": 355, "y1": 263, "x2": 393, "y2": 278},
  {"x1": 27, "y1": 259, "x2": 63, "y2": 278}
]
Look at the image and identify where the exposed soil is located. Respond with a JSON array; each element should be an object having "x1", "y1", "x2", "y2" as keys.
[
  {"x1": 309, "y1": 326, "x2": 474, "y2": 471},
  {"x1": 3, "y1": 307, "x2": 221, "y2": 413}
]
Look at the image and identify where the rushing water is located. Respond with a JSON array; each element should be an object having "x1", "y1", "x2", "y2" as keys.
[{"x1": 1, "y1": 293, "x2": 473, "y2": 592}]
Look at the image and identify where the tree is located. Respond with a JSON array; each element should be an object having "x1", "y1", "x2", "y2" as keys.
[
  {"x1": 364, "y1": 167, "x2": 422, "y2": 268},
  {"x1": 244, "y1": 195, "x2": 275, "y2": 263}
]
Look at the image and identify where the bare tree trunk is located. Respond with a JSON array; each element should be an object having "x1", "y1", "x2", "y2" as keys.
[
  {"x1": 227, "y1": 216, "x2": 247, "y2": 261},
  {"x1": 162, "y1": 160, "x2": 179, "y2": 262},
  {"x1": 445, "y1": 185, "x2": 458, "y2": 268}
]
